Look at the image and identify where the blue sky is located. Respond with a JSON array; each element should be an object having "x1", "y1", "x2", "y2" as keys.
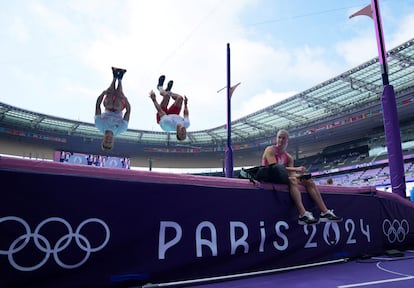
[{"x1": 1, "y1": 0, "x2": 413, "y2": 132}]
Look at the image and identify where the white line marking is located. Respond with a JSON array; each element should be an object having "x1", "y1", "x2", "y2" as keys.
[{"x1": 338, "y1": 276, "x2": 414, "y2": 287}]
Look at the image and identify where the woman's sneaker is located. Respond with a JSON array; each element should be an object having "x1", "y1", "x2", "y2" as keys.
[
  {"x1": 111, "y1": 67, "x2": 117, "y2": 78},
  {"x1": 157, "y1": 75, "x2": 166, "y2": 90},
  {"x1": 298, "y1": 211, "x2": 319, "y2": 225},
  {"x1": 166, "y1": 80, "x2": 174, "y2": 92},
  {"x1": 320, "y1": 209, "x2": 343, "y2": 222},
  {"x1": 111, "y1": 67, "x2": 126, "y2": 80},
  {"x1": 117, "y1": 68, "x2": 127, "y2": 80}
]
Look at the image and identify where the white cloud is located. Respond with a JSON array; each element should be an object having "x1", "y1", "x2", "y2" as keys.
[
  {"x1": 336, "y1": 35, "x2": 378, "y2": 67},
  {"x1": 8, "y1": 16, "x2": 30, "y2": 43},
  {"x1": 233, "y1": 89, "x2": 296, "y2": 120},
  {"x1": 389, "y1": 11, "x2": 414, "y2": 47}
]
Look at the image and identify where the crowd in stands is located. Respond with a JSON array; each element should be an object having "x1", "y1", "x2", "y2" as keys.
[
  {"x1": 201, "y1": 143, "x2": 414, "y2": 196},
  {"x1": 296, "y1": 145, "x2": 414, "y2": 194},
  {"x1": 313, "y1": 162, "x2": 414, "y2": 187}
]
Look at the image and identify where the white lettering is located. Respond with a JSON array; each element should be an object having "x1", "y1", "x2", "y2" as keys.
[
  {"x1": 360, "y1": 219, "x2": 371, "y2": 242},
  {"x1": 304, "y1": 225, "x2": 317, "y2": 248},
  {"x1": 158, "y1": 221, "x2": 182, "y2": 260},
  {"x1": 196, "y1": 221, "x2": 217, "y2": 257},
  {"x1": 158, "y1": 218, "x2": 373, "y2": 260},
  {"x1": 273, "y1": 221, "x2": 289, "y2": 251},
  {"x1": 345, "y1": 219, "x2": 356, "y2": 244},
  {"x1": 230, "y1": 221, "x2": 249, "y2": 254},
  {"x1": 259, "y1": 221, "x2": 266, "y2": 252}
]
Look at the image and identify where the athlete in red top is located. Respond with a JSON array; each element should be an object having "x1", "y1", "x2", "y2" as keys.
[{"x1": 262, "y1": 129, "x2": 342, "y2": 225}]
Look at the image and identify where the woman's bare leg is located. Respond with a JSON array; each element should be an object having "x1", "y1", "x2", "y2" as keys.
[{"x1": 300, "y1": 179, "x2": 328, "y2": 213}]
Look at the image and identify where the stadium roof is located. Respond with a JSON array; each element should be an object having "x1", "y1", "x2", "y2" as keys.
[{"x1": 1, "y1": 38, "x2": 414, "y2": 166}]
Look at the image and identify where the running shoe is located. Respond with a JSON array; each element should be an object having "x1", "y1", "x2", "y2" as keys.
[
  {"x1": 166, "y1": 80, "x2": 174, "y2": 92},
  {"x1": 320, "y1": 209, "x2": 343, "y2": 222},
  {"x1": 298, "y1": 211, "x2": 319, "y2": 225},
  {"x1": 157, "y1": 75, "x2": 166, "y2": 90},
  {"x1": 117, "y1": 68, "x2": 127, "y2": 80}
]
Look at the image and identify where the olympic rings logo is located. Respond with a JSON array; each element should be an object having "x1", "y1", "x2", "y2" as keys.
[
  {"x1": 0, "y1": 216, "x2": 110, "y2": 271},
  {"x1": 382, "y1": 219, "x2": 409, "y2": 243}
]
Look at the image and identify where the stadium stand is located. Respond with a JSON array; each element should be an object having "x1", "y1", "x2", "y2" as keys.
[{"x1": 0, "y1": 38, "x2": 414, "y2": 196}]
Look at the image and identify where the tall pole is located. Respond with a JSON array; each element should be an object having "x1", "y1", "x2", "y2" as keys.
[
  {"x1": 225, "y1": 43, "x2": 233, "y2": 178},
  {"x1": 371, "y1": 0, "x2": 406, "y2": 197},
  {"x1": 371, "y1": 0, "x2": 388, "y2": 86},
  {"x1": 351, "y1": 1, "x2": 406, "y2": 197}
]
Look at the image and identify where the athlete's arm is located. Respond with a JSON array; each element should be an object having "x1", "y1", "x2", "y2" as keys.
[
  {"x1": 123, "y1": 98, "x2": 131, "y2": 121},
  {"x1": 95, "y1": 91, "x2": 106, "y2": 116}
]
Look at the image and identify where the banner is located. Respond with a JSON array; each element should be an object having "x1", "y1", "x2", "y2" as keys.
[{"x1": 1, "y1": 158, "x2": 414, "y2": 288}]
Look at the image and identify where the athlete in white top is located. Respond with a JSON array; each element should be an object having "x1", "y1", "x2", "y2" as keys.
[{"x1": 95, "y1": 67, "x2": 130, "y2": 150}]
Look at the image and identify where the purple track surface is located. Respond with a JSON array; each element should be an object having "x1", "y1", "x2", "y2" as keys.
[{"x1": 185, "y1": 250, "x2": 414, "y2": 288}]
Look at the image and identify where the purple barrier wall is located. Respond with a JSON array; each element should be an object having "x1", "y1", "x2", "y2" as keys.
[{"x1": 1, "y1": 157, "x2": 414, "y2": 288}]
